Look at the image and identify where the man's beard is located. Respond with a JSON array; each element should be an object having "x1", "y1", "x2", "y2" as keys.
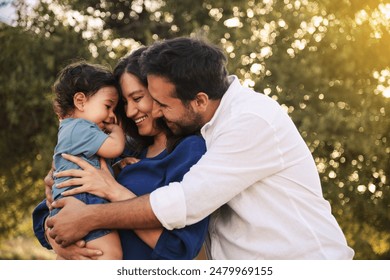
[{"x1": 166, "y1": 113, "x2": 203, "y2": 137}]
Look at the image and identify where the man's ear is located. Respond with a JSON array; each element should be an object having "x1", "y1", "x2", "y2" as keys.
[
  {"x1": 191, "y1": 92, "x2": 209, "y2": 113},
  {"x1": 73, "y1": 92, "x2": 86, "y2": 111}
]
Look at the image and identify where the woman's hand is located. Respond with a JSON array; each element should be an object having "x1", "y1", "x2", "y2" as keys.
[
  {"x1": 55, "y1": 154, "x2": 136, "y2": 201},
  {"x1": 53, "y1": 241, "x2": 102, "y2": 260}
]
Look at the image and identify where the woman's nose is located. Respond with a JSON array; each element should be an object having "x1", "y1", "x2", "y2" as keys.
[{"x1": 126, "y1": 103, "x2": 138, "y2": 118}]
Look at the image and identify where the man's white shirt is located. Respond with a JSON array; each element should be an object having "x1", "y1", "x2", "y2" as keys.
[{"x1": 150, "y1": 76, "x2": 354, "y2": 260}]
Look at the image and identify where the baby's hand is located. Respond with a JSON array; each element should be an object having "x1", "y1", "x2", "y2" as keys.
[
  {"x1": 103, "y1": 123, "x2": 121, "y2": 134},
  {"x1": 112, "y1": 157, "x2": 140, "y2": 177},
  {"x1": 118, "y1": 157, "x2": 140, "y2": 168}
]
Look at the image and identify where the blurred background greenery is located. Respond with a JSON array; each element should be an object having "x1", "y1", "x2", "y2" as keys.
[{"x1": 0, "y1": 0, "x2": 389, "y2": 260}]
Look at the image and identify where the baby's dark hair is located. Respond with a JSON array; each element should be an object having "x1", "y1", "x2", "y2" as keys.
[{"x1": 53, "y1": 61, "x2": 118, "y2": 118}]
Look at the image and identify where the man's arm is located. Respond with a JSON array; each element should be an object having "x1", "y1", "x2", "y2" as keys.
[
  {"x1": 47, "y1": 194, "x2": 161, "y2": 247},
  {"x1": 150, "y1": 113, "x2": 288, "y2": 229},
  {"x1": 48, "y1": 153, "x2": 162, "y2": 247}
]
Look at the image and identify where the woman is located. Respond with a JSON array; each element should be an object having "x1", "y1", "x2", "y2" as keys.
[{"x1": 33, "y1": 47, "x2": 209, "y2": 259}]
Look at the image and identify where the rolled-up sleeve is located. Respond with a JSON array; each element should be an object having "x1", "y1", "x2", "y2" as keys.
[{"x1": 150, "y1": 183, "x2": 187, "y2": 230}]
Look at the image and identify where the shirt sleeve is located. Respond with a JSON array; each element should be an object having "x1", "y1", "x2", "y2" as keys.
[
  {"x1": 151, "y1": 136, "x2": 209, "y2": 259},
  {"x1": 152, "y1": 217, "x2": 209, "y2": 259},
  {"x1": 32, "y1": 199, "x2": 52, "y2": 249},
  {"x1": 70, "y1": 120, "x2": 108, "y2": 157},
  {"x1": 151, "y1": 112, "x2": 291, "y2": 229}
]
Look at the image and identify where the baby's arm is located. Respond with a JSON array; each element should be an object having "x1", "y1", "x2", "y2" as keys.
[{"x1": 97, "y1": 124, "x2": 125, "y2": 158}]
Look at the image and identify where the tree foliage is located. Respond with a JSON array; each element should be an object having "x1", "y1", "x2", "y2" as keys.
[
  {"x1": 0, "y1": 1, "x2": 93, "y2": 241},
  {"x1": 1, "y1": 0, "x2": 389, "y2": 259}
]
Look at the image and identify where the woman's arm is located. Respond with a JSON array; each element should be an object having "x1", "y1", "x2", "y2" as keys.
[
  {"x1": 149, "y1": 135, "x2": 209, "y2": 259},
  {"x1": 151, "y1": 216, "x2": 209, "y2": 259},
  {"x1": 32, "y1": 200, "x2": 52, "y2": 249}
]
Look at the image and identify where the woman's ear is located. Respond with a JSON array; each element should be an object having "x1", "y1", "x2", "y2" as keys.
[
  {"x1": 191, "y1": 92, "x2": 209, "y2": 113},
  {"x1": 73, "y1": 92, "x2": 86, "y2": 111}
]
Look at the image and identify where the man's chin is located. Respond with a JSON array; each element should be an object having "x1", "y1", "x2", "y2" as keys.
[
  {"x1": 168, "y1": 126, "x2": 181, "y2": 136},
  {"x1": 171, "y1": 126, "x2": 199, "y2": 137},
  {"x1": 166, "y1": 124, "x2": 181, "y2": 135}
]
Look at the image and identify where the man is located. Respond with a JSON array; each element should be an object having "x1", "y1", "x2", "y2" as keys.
[{"x1": 43, "y1": 37, "x2": 354, "y2": 259}]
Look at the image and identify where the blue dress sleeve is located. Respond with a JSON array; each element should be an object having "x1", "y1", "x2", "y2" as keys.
[
  {"x1": 32, "y1": 199, "x2": 52, "y2": 249},
  {"x1": 151, "y1": 135, "x2": 209, "y2": 259}
]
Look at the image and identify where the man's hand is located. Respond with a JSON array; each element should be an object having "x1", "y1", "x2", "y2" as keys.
[
  {"x1": 45, "y1": 215, "x2": 102, "y2": 259},
  {"x1": 47, "y1": 197, "x2": 92, "y2": 247}
]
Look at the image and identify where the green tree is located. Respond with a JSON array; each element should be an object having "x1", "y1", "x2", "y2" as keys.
[{"x1": 0, "y1": 1, "x2": 93, "y2": 243}]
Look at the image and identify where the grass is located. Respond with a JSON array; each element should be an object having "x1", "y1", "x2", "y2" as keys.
[{"x1": 0, "y1": 236, "x2": 55, "y2": 260}]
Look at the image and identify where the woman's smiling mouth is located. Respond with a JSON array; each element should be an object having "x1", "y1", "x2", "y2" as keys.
[{"x1": 134, "y1": 116, "x2": 148, "y2": 124}]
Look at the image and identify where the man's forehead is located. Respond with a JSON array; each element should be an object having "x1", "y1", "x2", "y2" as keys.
[{"x1": 148, "y1": 77, "x2": 176, "y2": 98}]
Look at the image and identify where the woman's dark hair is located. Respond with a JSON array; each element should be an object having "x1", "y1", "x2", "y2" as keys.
[
  {"x1": 114, "y1": 47, "x2": 183, "y2": 156},
  {"x1": 53, "y1": 61, "x2": 119, "y2": 119},
  {"x1": 140, "y1": 37, "x2": 230, "y2": 103}
]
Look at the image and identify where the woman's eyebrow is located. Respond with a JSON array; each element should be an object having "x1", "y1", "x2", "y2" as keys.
[{"x1": 125, "y1": 89, "x2": 144, "y2": 97}]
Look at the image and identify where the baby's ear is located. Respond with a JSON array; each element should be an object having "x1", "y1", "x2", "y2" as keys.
[{"x1": 73, "y1": 92, "x2": 86, "y2": 111}]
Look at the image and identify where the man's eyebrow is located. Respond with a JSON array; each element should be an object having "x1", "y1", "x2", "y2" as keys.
[
  {"x1": 154, "y1": 99, "x2": 168, "y2": 107},
  {"x1": 152, "y1": 97, "x2": 165, "y2": 106}
]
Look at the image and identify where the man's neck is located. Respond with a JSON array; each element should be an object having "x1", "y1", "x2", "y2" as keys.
[{"x1": 202, "y1": 98, "x2": 222, "y2": 125}]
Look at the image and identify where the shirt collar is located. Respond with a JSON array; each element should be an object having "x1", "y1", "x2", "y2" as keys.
[{"x1": 201, "y1": 75, "x2": 240, "y2": 134}]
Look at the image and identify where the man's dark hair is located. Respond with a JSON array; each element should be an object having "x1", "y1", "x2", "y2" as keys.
[{"x1": 140, "y1": 37, "x2": 230, "y2": 102}]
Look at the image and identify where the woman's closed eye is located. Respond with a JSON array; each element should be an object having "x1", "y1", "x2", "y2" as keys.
[{"x1": 133, "y1": 96, "x2": 142, "y2": 102}]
